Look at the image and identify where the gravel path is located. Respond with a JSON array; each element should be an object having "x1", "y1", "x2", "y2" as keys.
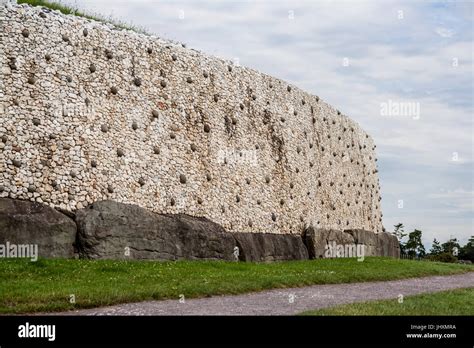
[{"x1": 60, "y1": 272, "x2": 474, "y2": 316}]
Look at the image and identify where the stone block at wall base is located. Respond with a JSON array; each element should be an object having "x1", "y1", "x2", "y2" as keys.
[
  {"x1": 232, "y1": 232, "x2": 309, "y2": 262},
  {"x1": 75, "y1": 200, "x2": 236, "y2": 260},
  {"x1": 375, "y1": 232, "x2": 400, "y2": 258},
  {"x1": 304, "y1": 227, "x2": 400, "y2": 259},
  {"x1": 344, "y1": 229, "x2": 378, "y2": 256},
  {"x1": 303, "y1": 227, "x2": 355, "y2": 259},
  {"x1": 76, "y1": 200, "x2": 310, "y2": 261},
  {"x1": 1, "y1": 198, "x2": 399, "y2": 261},
  {"x1": 0, "y1": 199, "x2": 310, "y2": 261},
  {"x1": 0, "y1": 198, "x2": 76, "y2": 258}
]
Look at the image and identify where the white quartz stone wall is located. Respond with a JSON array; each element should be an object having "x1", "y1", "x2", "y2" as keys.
[{"x1": 0, "y1": 3, "x2": 384, "y2": 234}]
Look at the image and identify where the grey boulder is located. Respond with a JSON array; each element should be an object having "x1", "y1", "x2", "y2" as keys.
[
  {"x1": 75, "y1": 200, "x2": 236, "y2": 260},
  {"x1": 303, "y1": 227, "x2": 355, "y2": 259},
  {"x1": 305, "y1": 227, "x2": 400, "y2": 259},
  {"x1": 232, "y1": 232, "x2": 308, "y2": 262},
  {"x1": 345, "y1": 229, "x2": 400, "y2": 258},
  {"x1": 345, "y1": 229, "x2": 378, "y2": 256},
  {"x1": 0, "y1": 198, "x2": 76, "y2": 258},
  {"x1": 375, "y1": 232, "x2": 400, "y2": 258}
]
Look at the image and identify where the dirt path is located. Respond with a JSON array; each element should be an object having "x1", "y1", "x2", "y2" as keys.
[{"x1": 59, "y1": 272, "x2": 474, "y2": 315}]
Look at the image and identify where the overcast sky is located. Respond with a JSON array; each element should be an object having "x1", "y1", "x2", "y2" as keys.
[{"x1": 58, "y1": 0, "x2": 473, "y2": 248}]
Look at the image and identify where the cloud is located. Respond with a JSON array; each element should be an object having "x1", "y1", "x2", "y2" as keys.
[
  {"x1": 428, "y1": 189, "x2": 473, "y2": 213},
  {"x1": 435, "y1": 27, "x2": 455, "y2": 38}
]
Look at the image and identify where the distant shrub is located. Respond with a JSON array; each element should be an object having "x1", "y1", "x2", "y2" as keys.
[{"x1": 426, "y1": 252, "x2": 458, "y2": 263}]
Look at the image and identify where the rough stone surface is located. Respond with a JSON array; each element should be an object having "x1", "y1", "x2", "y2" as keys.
[
  {"x1": 75, "y1": 200, "x2": 237, "y2": 260},
  {"x1": 0, "y1": 4, "x2": 384, "y2": 239},
  {"x1": 304, "y1": 227, "x2": 355, "y2": 259},
  {"x1": 0, "y1": 198, "x2": 76, "y2": 258},
  {"x1": 232, "y1": 232, "x2": 308, "y2": 262},
  {"x1": 304, "y1": 226, "x2": 399, "y2": 259},
  {"x1": 375, "y1": 232, "x2": 400, "y2": 258},
  {"x1": 345, "y1": 229, "x2": 378, "y2": 256}
]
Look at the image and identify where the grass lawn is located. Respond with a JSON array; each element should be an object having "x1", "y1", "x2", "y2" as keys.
[
  {"x1": 0, "y1": 257, "x2": 472, "y2": 314},
  {"x1": 301, "y1": 287, "x2": 474, "y2": 316}
]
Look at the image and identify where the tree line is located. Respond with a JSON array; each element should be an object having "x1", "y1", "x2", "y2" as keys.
[{"x1": 392, "y1": 223, "x2": 474, "y2": 263}]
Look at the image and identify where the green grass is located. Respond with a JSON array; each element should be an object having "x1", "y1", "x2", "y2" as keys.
[
  {"x1": 301, "y1": 288, "x2": 474, "y2": 316},
  {"x1": 18, "y1": 0, "x2": 150, "y2": 35},
  {"x1": 0, "y1": 257, "x2": 472, "y2": 314}
]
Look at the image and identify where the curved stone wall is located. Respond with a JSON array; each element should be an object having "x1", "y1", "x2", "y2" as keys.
[{"x1": 0, "y1": 3, "x2": 383, "y2": 235}]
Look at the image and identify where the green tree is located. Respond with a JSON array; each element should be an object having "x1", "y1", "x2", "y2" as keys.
[
  {"x1": 405, "y1": 229, "x2": 426, "y2": 258},
  {"x1": 429, "y1": 238, "x2": 443, "y2": 255},
  {"x1": 392, "y1": 223, "x2": 407, "y2": 255},
  {"x1": 459, "y1": 236, "x2": 474, "y2": 261},
  {"x1": 441, "y1": 238, "x2": 461, "y2": 256}
]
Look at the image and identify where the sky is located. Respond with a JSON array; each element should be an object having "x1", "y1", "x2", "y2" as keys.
[{"x1": 58, "y1": 0, "x2": 473, "y2": 249}]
